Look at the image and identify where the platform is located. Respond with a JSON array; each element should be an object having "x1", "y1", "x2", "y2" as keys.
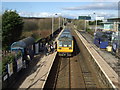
[
  {"x1": 75, "y1": 30, "x2": 119, "y2": 89},
  {"x1": 18, "y1": 28, "x2": 64, "y2": 89},
  {"x1": 19, "y1": 52, "x2": 57, "y2": 89},
  {"x1": 79, "y1": 31, "x2": 119, "y2": 74}
]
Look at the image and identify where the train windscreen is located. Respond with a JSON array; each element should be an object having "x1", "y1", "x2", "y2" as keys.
[{"x1": 59, "y1": 41, "x2": 72, "y2": 47}]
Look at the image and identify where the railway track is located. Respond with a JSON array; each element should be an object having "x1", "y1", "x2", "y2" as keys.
[
  {"x1": 78, "y1": 54, "x2": 97, "y2": 88},
  {"x1": 54, "y1": 57, "x2": 71, "y2": 88},
  {"x1": 44, "y1": 34, "x2": 104, "y2": 89}
]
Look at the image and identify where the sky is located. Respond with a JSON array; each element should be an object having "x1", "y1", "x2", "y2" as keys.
[{"x1": 2, "y1": 1, "x2": 120, "y2": 19}]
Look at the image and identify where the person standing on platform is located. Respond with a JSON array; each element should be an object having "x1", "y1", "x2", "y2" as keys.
[
  {"x1": 45, "y1": 43, "x2": 48, "y2": 56},
  {"x1": 51, "y1": 44, "x2": 54, "y2": 53},
  {"x1": 54, "y1": 42, "x2": 57, "y2": 52}
]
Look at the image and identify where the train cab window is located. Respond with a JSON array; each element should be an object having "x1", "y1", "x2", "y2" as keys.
[
  {"x1": 59, "y1": 41, "x2": 62, "y2": 47},
  {"x1": 68, "y1": 41, "x2": 72, "y2": 47},
  {"x1": 63, "y1": 41, "x2": 72, "y2": 47}
]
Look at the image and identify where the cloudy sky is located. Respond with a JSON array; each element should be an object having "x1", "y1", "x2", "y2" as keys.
[{"x1": 2, "y1": 1, "x2": 120, "y2": 19}]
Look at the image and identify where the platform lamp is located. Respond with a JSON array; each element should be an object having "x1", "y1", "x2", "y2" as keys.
[
  {"x1": 93, "y1": 13, "x2": 97, "y2": 33},
  {"x1": 52, "y1": 13, "x2": 57, "y2": 37},
  {"x1": 59, "y1": 16, "x2": 61, "y2": 31}
]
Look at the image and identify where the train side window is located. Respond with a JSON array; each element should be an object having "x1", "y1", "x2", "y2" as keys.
[{"x1": 59, "y1": 41, "x2": 62, "y2": 47}]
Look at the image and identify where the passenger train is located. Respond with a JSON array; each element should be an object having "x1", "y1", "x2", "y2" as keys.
[{"x1": 57, "y1": 29, "x2": 74, "y2": 56}]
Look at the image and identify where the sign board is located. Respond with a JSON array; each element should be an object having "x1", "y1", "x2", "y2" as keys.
[
  {"x1": 3, "y1": 74, "x2": 8, "y2": 81},
  {"x1": 17, "y1": 56, "x2": 23, "y2": 72},
  {"x1": 104, "y1": 24, "x2": 113, "y2": 31},
  {"x1": 78, "y1": 16, "x2": 91, "y2": 20},
  {"x1": 7, "y1": 63, "x2": 13, "y2": 76},
  {"x1": 35, "y1": 43, "x2": 39, "y2": 54}
]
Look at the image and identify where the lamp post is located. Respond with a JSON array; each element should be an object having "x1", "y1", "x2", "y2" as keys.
[
  {"x1": 94, "y1": 13, "x2": 97, "y2": 33},
  {"x1": 84, "y1": 17, "x2": 86, "y2": 32},
  {"x1": 63, "y1": 18, "x2": 64, "y2": 27},
  {"x1": 52, "y1": 15, "x2": 54, "y2": 37},
  {"x1": 59, "y1": 16, "x2": 60, "y2": 30},
  {"x1": 52, "y1": 14, "x2": 57, "y2": 37}
]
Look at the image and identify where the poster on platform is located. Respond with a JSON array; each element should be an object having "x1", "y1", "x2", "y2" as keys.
[
  {"x1": 35, "y1": 43, "x2": 39, "y2": 54},
  {"x1": 16, "y1": 56, "x2": 23, "y2": 72},
  {"x1": 104, "y1": 24, "x2": 113, "y2": 31},
  {"x1": 7, "y1": 63, "x2": 13, "y2": 76}
]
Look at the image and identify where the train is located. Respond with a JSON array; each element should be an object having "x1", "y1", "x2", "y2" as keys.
[
  {"x1": 57, "y1": 29, "x2": 74, "y2": 56},
  {"x1": 94, "y1": 31, "x2": 112, "y2": 49},
  {"x1": 94, "y1": 31, "x2": 120, "y2": 58}
]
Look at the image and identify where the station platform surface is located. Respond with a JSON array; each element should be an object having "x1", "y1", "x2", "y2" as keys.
[
  {"x1": 19, "y1": 52, "x2": 57, "y2": 89},
  {"x1": 19, "y1": 29, "x2": 64, "y2": 89},
  {"x1": 75, "y1": 30, "x2": 119, "y2": 89}
]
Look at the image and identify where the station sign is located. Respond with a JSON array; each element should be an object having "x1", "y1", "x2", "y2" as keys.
[
  {"x1": 103, "y1": 24, "x2": 114, "y2": 31},
  {"x1": 16, "y1": 56, "x2": 23, "y2": 72},
  {"x1": 78, "y1": 16, "x2": 91, "y2": 20}
]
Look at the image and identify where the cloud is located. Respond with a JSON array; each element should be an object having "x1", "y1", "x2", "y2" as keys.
[
  {"x1": 98, "y1": 12, "x2": 118, "y2": 19},
  {"x1": 18, "y1": 12, "x2": 62, "y2": 18},
  {"x1": 63, "y1": 2, "x2": 118, "y2": 10},
  {"x1": 18, "y1": 11, "x2": 78, "y2": 19},
  {"x1": 61, "y1": 10, "x2": 118, "y2": 19},
  {"x1": 18, "y1": 12, "x2": 51, "y2": 17},
  {"x1": 18, "y1": 9, "x2": 118, "y2": 19}
]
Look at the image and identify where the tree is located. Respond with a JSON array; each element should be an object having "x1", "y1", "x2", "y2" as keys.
[{"x1": 2, "y1": 10, "x2": 24, "y2": 50}]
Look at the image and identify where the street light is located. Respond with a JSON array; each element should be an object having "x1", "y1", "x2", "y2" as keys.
[
  {"x1": 62, "y1": 17, "x2": 66, "y2": 27},
  {"x1": 94, "y1": 13, "x2": 97, "y2": 33},
  {"x1": 84, "y1": 17, "x2": 86, "y2": 32},
  {"x1": 52, "y1": 14, "x2": 57, "y2": 37},
  {"x1": 52, "y1": 13, "x2": 61, "y2": 37},
  {"x1": 52, "y1": 15, "x2": 54, "y2": 37},
  {"x1": 63, "y1": 18, "x2": 64, "y2": 27},
  {"x1": 59, "y1": 16, "x2": 60, "y2": 30}
]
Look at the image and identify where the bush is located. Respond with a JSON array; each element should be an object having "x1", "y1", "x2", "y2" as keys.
[
  {"x1": 2, "y1": 53, "x2": 14, "y2": 74},
  {"x1": 2, "y1": 51, "x2": 22, "y2": 75}
]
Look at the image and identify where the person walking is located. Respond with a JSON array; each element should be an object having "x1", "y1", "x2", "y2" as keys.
[{"x1": 48, "y1": 44, "x2": 51, "y2": 54}]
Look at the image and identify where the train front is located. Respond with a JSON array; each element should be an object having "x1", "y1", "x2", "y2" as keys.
[{"x1": 57, "y1": 31, "x2": 73, "y2": 56}]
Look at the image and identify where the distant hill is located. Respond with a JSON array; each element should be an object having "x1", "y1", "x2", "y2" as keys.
[{"x1": 21, "y1": 17, "x2": 60, "y2": 40}]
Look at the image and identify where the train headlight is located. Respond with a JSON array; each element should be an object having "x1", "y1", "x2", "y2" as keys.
[{"x1": 59, "y1": 48, "x2": 61, "y2": 49}]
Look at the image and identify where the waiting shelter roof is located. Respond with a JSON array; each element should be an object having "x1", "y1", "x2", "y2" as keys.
[{"x1": 11, "y1": 37, "x2": 35, "y2": 49}]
